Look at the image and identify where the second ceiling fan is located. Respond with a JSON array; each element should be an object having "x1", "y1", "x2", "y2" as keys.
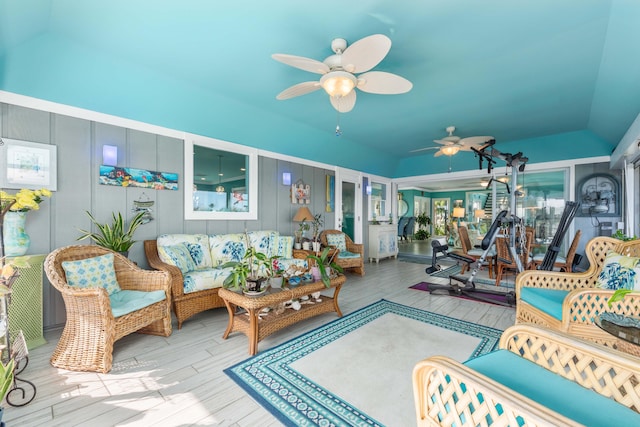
[
  {"x1": 411, "y1": 126, "x2": 495, "y2": 157},
  {"x1": 272, "y1": 34, "x2": 412, "y2": 113}
]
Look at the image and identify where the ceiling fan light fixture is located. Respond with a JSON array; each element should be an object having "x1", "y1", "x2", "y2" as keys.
[
  {"x1": 320, "y1": 70, "x2": 357, "y2": 97},
  {"x1": 440, "y1": 146, "x2": 460, "y2": 156}
]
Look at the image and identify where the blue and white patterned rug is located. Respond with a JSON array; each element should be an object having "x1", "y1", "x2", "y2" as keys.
[{"x1": 224, "y1": 299, "x2": 502, "y2": 427}]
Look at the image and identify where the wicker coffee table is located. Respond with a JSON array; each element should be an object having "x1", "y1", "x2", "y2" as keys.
[{"x1": 219, "y1": 275, "x2": 346, "y2": 355}]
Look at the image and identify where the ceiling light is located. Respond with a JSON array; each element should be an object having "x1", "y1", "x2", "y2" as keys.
[
  {"x1": 440, "y1": 146, "x2": 460, "y2": 156},
  {"x1": 320, "y1": 71, "x2": 357, "y2": 97},
  {"x1": 216, "y1": 155, "x2": 225, "y2": 193}
]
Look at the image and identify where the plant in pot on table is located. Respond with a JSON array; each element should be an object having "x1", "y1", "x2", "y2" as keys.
[
  {"x1": 310, "y1": 213, "x2": 324, "y2": 252},
  {"x1": 306, "y1": 247, "x2": 343, "y2": 288},
  {"x1": 222, "y1": 235, "x2": 270, "y2": 294},
  {"x1": 76, "y1": 211, "x2": 146, "y2": 257}
]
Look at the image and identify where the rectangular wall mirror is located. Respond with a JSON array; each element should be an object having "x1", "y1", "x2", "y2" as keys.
[{"x1": 184, "y1": 135, "x2": 258, "y2": 220}]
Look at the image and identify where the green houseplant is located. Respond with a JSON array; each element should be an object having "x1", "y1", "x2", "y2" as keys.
[
  {"x1": 77, "y1": 211, "x2": 146, "y2": 255},
  {"x1": 0, "y1": 357, "x2": 14, "y2": 421},
  {"x1": 306, "y1": 247, "x2": 344, "y2": 288},
  {"x1": 222, "y1": 233, "x2": 270, "y2": 292},
  {"x1": 414, "y1": 212, "x2": 432, "y2": 240}
]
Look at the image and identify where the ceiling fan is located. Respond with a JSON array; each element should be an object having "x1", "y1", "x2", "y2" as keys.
[
  {"x1": 272, "y1": 34, "x2": 412, "y2": 113},
  {"x1": 411, "y1": 126, "x2": 494, "y2": 157}
]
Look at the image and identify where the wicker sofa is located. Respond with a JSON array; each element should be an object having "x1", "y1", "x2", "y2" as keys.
[
  {"x1": 516, "y1": 236, "x2": 640, "y2": 351},
  {"x1": 145, "y1": 230, "x2": 305, "y2": 329},
  {"x1": 413, "y1": 324, "x2": 640, "y2": 426}
]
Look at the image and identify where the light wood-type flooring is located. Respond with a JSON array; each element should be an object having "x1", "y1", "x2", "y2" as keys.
[{"x1": 5, "y1": 258, "x2": 515, "y2": 426}]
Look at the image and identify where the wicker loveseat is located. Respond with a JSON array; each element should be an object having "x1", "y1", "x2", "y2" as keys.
[
  {"x1": 145, "y1": 230, "x2": 305, "y2": 329},
  {"x1": 516, "y1": 236, "x2": 640, "y2": 350},
  {"x1": 319, "y1": 229, "x2": 365, "y2": 276},
  {"x1": 45, "y1": 245, "x2": 172, "y2": 373},
  {"x1": 413, "y1": 324, "x2": 640, "y2": 426}
]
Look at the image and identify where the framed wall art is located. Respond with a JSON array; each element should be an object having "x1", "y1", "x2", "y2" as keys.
[
  {"x1": 0, "y1": 138, "x2": 58, "y2": 190},
  {"x1": 576, "y1": 173, "x2": 619, "y2": 217}
]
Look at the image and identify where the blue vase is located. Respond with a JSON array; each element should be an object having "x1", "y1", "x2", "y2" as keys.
[{"x1": 2, "y1": 211, "x2": 30, "y2": 256}]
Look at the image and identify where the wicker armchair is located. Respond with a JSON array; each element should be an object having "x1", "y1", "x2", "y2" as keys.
[
  {"x1": 44, "y1": 245, "x2": 172, "y2": 373},
  {"x1": 516, "y1": 236, "x2": 640, "y2": 350},
  {"x1": 413, "y1": 324, "x2": 640, "y2": 426},
  {"x1": 320, "y1": 230, "x2": 365, "y2": 276},
  {"x1": 144, "y1": 239, "x2": 226, "y2": 329}
]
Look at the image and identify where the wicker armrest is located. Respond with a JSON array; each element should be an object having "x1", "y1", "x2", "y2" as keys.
[
  {"x1": 561, "y1": 288, "x2": 640, "y2": 326},
  {"x1": 144, "y1": 239, "x2": 186, "y2": 298},
  {"x1": 515, "y1": 268, "x2": 598, "y2": 295},
  {"x1": 500, "y1": 324, "x2": 640, "y2": 409},
  {"x1": 346, "y1": 241, "x2": 363, "y2": 255},
  {"x1": 412, "y1": 355, "x2": 575, "y2": 427}
]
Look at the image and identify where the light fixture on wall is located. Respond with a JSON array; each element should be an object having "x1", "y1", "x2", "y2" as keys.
[
  {"x1": 102, "y1": 145, "x2": 118, "y2": 166},
  {"x1": 282, "y1": 172, "x2": 291, "y2": 186},
  {"x1": 366, "y1": 185, "x2": 372, "y2": 195},
  {"x1": 215, "y1": 155, "x2": 225, "y2": 193}
]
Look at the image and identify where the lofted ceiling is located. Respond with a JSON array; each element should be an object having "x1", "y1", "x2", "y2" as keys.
[{"x1": 1, "y1": 1, "x2": 639, "y2": 179}]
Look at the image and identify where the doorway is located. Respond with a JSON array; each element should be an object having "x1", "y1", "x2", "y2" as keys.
[{"x1": 335, "y1": 168, "x2": 362, "y2": 243}]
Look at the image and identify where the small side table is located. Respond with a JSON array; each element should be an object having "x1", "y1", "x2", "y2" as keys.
[
  {"x1": 7, "y1": 255, "x2": 47, "y2": 351},
  {"x1": 594, "y1": 313, "x2": 640, "y2": 357}
]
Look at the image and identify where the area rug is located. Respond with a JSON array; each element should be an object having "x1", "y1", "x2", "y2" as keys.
[
  {"x1": 224, "y1": 299, "x2": 502, "y2": 427},
  {"x1": 410, "y1": 281, "x2": 516, "y2": 307}
]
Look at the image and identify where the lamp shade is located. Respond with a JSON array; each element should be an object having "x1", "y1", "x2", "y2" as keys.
[
  {"x1": 452, "y1": 207, "x2": 465, "y2": 218},
  {"x1": 293, "y1": 206, "x2": 314, "y2": 222},
  {"x1": 474, "y1": 209, "x2": 485, "y2": 218}
]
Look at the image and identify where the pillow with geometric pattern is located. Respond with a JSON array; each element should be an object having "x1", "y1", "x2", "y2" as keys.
[
  {"x1": 596, "y1": 251, "x2": 640, "y2": 291},
  {"x1": 326, "y1": 233, "x2": 347, "y2": 251},
  {"x1": 62, "y1": 252, "x2": 121, "y2": 295}
]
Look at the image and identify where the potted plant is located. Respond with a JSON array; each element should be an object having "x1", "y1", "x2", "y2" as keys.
[
  {"x1": 310, "y1": 213, "x2": 324, "y2": 252},
  {"x1": 294, "y1": 221, "x2": 310, "y2": 250},
  {"x1": 267, "y1": 255, "x2": 284, "y2": 288},
  {"x1": 0, "y1": 357, "x2": 14, "y2": 423},
  {"x1": 76, "y1": 211, "x2": 146, "y2": 256},
  {"x1": 222, "y1": 233, "x2": 270, "y2": 293},
  {"x1": 414, "y1": 212, "x2": 432, "y2": 240},
  {"x1": 306, "y1": 247, "x2": 344, "y2": 288}
]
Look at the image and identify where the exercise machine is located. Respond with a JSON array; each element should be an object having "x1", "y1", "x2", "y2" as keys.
[{"x1": 425, "y1": 238, "x2": 475, "y2": 275}]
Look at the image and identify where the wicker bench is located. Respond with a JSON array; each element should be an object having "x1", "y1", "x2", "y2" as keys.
[{"x1": 413, "y1": 324, "x2": 640, "y2": 426}]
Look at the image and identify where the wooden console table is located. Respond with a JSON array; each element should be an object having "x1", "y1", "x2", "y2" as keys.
[{"x1": 219, "y1": 275, "x2": 346, "y2": 355}]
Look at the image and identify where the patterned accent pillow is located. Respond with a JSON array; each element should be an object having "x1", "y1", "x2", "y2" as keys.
[
  {"x1": 158, "y1": 243, "x2": 197, "y2": 274},
  {"x1": 62, "y1": 253, "x2": 121, "y2": 295},
  {"x1": 157, "y1": 234, "x2": 213, "y2": 269},
  {"x1": 326, "y1": 233, "x2": 347, "y2": 251},
  {"x1": 276, "y1": 235, "x2": 294, "y2": 259},
  {"x1": 597, "y1": 251, "x2": 640, "y2": 291}
]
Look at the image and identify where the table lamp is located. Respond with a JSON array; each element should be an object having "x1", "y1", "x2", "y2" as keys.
[
  {"x1": 452, "y1": 207, "x2": 465, "y2": 227},
  {"x1": 474, "y1": 209, "x2": 485, "y2": 222}
]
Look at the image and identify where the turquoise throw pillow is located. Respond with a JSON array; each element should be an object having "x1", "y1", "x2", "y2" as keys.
[
  {"x1": 158, "y1": 243, "x2": 197, "y2": 274},
  {"x1": 597, "y1": 251, "x2": 640, "y2": 291},
  {"x1": 326, "y1": 233, "x2": 347, "y2": 251},
  {"x1": 62, "y1": 253, "x2": 121, "y2": 295}
]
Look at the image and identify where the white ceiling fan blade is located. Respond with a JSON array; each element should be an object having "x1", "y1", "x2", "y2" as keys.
[
  {"x1": 276, "y1": 81, "x2": 321, "y2": 100},
  {"x1": 409, "y1": 147, "x2": 440, "y2": 153},
  {"x1": 357, "y1": 71, "x2": 412, "y2": 94},
  {"x1": 341, "y1": 34, "x2": 391, "y2": 73},
  {"x1": 330, "y1": 90, "x2": 356, "y2": 113},
  {"x1": 459, "y1": 136, "x2": 495, "y2": 146},
  {"x1": 272, "y1": 53, "x2": 330, "y2": 74},
  {"x1": 434, "y1": 150, "x2": 445, "y2": 157},
  {"x1": 433, "y1": 139, "x2": 457, "y2": 146}
]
